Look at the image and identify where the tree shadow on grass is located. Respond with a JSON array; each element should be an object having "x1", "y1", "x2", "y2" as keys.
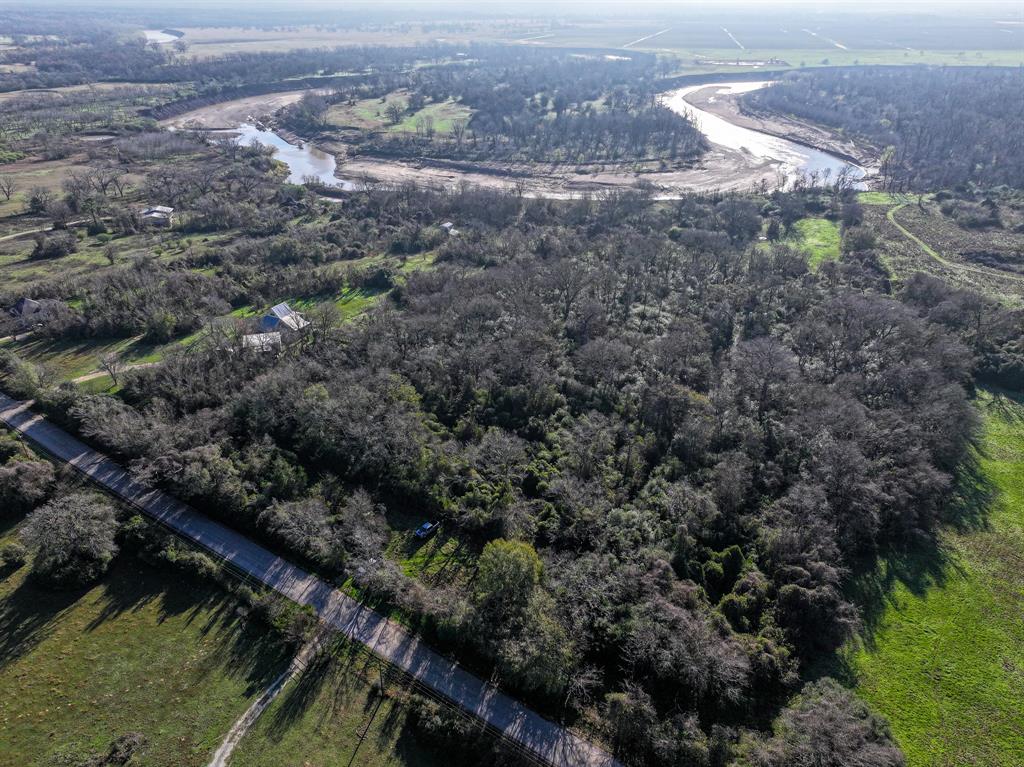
[
  {"x1": 0, "y1": 570, "x2": 85, "y2": 669},
  {"x1": 392, "y1": 728, "x2": 444, "y2": 767},
  {"x1": 942, "y1": 448, "x2": 999, "y2": 534},
  {"x1": 260, "y1": 641, "x2": 339, "y2": 742},
  {"x1": 0, "y1": 540, "x2": 315, "y2": 718},
  {"x1": 262, "y1": 636, "x2": 389, "y2": 743},
  {"x1": 82, "y1": 559, "x2": 223, "y2": 632},
  {"x1": 814, "y1": 447, "x2": 1000, "y2": 686},
  {"x1": 195, "y1": 612, "x2": 293, "y2": 698},
  {"x1": 374, "y1": 692, "x2": 407, "y2": 748},
  {"x1": 67, "y1": 558, "x2": 289, "y2": 697}
]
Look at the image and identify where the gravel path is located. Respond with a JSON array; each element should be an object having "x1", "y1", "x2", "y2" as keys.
[
  {"x1": 207, "y1": 630, "x2": 330, "y2": 767},
  {"x1": 0, "y1": 393, "x2": 620, "y2": 767}
]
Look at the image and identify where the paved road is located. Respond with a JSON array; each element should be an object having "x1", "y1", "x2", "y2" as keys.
[{"x1": 0, "y1": 394, "x2": 620, "y2": 767}]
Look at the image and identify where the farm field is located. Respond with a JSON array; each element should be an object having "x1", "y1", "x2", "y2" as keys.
[
  {"x1": 494, "y1": 17, "x2": 1024, "y2": 69},
  {"x1": 0, "y1": 531, "x2": 291, "y2": 767},
  {"x1": 170, "y1": 24, "x2": 520, "y2": 58},
  {"x1": 116, "y1": 18, "x2": 1024, "y2": 70},
  {"x1": 849, "y1": 390, "x2": 1024, "y2": 766}
]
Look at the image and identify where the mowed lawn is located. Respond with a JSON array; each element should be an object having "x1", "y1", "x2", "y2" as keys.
[
  {"x1": 0, "y1": 540, "x2": 290, "y2": 767},
  {"x1": 230, "y1": 641, "x2": 442, "y2": 767},
  {"x1": 850, "y1": 390, "x2": 1024, "y2": 766}
]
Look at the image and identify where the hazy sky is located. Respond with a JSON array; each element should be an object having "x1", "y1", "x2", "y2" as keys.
[{"x1": 12, "y1": 0, "x2": 1024, "y2": 8}]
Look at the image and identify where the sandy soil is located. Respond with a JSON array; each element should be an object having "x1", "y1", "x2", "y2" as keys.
[
  {"x1": 160, "y1": 91, "x2": 309, "y2": 130},
  {"x1": 335, "y1": 147, "x2": 783, "y2": 197}
]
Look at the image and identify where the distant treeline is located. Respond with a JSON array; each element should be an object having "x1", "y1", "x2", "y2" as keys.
[
  {"x1": 0, "y1": 34, "x2": 462, "y2": 92},
  {"x1": 744, "y1": 66, "x2": 1024, "y2": 190}
]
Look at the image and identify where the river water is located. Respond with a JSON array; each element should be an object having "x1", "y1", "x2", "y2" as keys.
[
  {"x1": 661, "y1": 81, "x2": 866, "y2": 188},
  {"x1": 233, "y1": 123, "x2": 356, "y2": 190},
  {"x1": 196, "y1": 81, "x2": 861, "y2": 197},
  {"x1": 144, "y1": 30, "x2": 179, "y2": 45}
]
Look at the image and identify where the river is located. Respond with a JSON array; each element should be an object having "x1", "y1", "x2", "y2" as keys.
[
  {"x1": 187, "y1": 80, "x2": 863, "y2": 197},
  {"x1": 232, "y1": 123, "x2": 356, "y2": 190},
  {"x1": 661, "y1": 81, "x2": 866, "y2": 188},
  {"x1": 144, "y1": 30, "x2": 180, "y2": 45}
]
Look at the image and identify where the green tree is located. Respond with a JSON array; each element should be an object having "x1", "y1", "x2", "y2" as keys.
[{"x1": 474, "y1": 538, "x2": 542, "y2": 617}]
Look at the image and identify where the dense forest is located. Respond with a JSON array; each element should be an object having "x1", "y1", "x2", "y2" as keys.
[
  {"x1": 282, "y1": 48, "x2": 705, "y2": 164},
  {"x1": 5, "y1": 125, "x2": 1022, "y2": 761},
  {"x1": 0, "y1": 34, "x2": 434, "y2": 92},
  {"x1": 299, "y1": 50, "x2": 708, "y2": 162},
  {"x1": 3, "y1": 10, "x2": 1024, "y2": 765},
  {"x1": 743, "y1": 66, "x2": 1024, "y2": 191}
]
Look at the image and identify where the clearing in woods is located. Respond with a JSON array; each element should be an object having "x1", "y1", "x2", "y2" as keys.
[{"x1": 790, "y1": 217, "x2": 840, "y2": 268}]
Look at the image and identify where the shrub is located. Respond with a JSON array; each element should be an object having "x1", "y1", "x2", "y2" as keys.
[
  {"x1": 0, "y1": 458, "x2": 55, "y2": 515},
  {"x1": 250, "y1": 591, "x2": 318, "y2": 649},
  {"x1": 740, "y1": 678, "x2": 904, "y2": 767},
  {"x1": 0, "y1": 541, "x2": 27, "y2": 570},
  {"x1": 21, "y1": 492, "x2": 119, "y2": 588},
  {"x1": 76, "y1": 731, "x2": 147, "y2": 767},
  {"x1": 31, "y1": 230, "x2": 78, "y2": 260}
]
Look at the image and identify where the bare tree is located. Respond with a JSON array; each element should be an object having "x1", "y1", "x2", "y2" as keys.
[
  {"x1": 100, "y1": 352, "x2": 125, "y2": 386},
  {"x1": 0, "y1": 175, "x2": 16, "y2": 202},
  {"x1": 416, "y1": 115, "x2": 435, "y2": 140},
  {"x1": 92, "y1": 164, "x2": 126, "y2": 197},
  {"x1": 450, "y1": 118, "x2": 468, "y2": 148}
]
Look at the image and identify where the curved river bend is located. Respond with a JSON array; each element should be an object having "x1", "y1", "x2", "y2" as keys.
[
  {"x1": 203, "y1": 81, "x2": 863, "y2": 196},
  {"x1": 661, "y1": 81, "x2": 866, "y2": 188},
  {"x1": 233, "y1": 123, "x2": 356, "y2": 190}
]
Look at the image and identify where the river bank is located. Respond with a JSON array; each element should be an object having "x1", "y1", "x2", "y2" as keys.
[
  {"x1": 683, "y1": 84, "x2": 877, "y2": 168},
  {"x1": 158, "y1": 81, "x2": 874, "y2": 197},
  {"x1": 160, "y1": 91, "x2": 310, "y2": 130}
]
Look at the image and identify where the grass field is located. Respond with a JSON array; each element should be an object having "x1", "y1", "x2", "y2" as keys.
[
  {"x1": 790, "y1": 217, "x2": 840, "y2": 269},
  {"x1": 848, "y1": 390, "x2": 1024, "y2": 766},
  {"x1": 0, "y1": 539, "x2": 291, "y2": 767},
  {"x1": 230, "y1": 640, "x2": 442, "y2": 767},
  {"x1": 0, "y1": 334, "x2": 163, "y2": 380},
  {"x1": 327, "y1": 93, "x2": 473, "y2": 135},
  {"x1": 857, "y1": 191, "x2": 909, "y2": 207},
  {"x1": 389, "y1": 100, "x2": 473, "y2": 135}
]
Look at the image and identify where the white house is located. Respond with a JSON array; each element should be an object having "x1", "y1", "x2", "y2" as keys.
[{"x1": 141, "y1": 205, "x2": 174, "y2": 227}]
